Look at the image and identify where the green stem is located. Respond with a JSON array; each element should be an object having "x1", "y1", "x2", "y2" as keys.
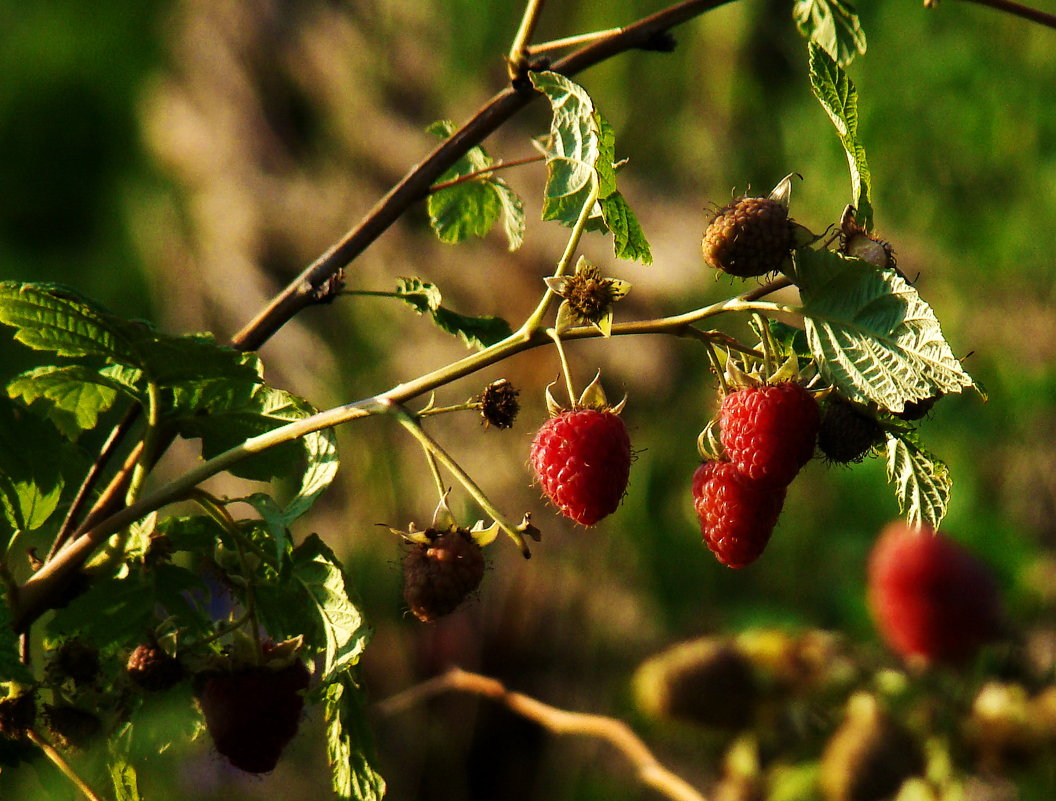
[
  {"x1": 26, "y1": 729, "x2": 107, "y2": 801},
  {"x1": 391, "y1": 404, "x2": 532, "y2": 557},
  {"x1": 548, "y1": 329, "x2": 579, "y2": 407},
  {"x1": 508, "y1": 0, "x2": 548, "y2": 78},
  {"x1": 126, "y1": 381, "x2": 163, "y2": 505},
  {"x1": 528, "y1": 28, "x2": 624, "y2": 54}
]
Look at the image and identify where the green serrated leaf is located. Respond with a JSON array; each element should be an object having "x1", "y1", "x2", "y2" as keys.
[
  {"x1": 47, "y1": 574, "x2": 156, "y2": 648},
  {"x1": 796, "y1": 249, "x2": 975, "y2": 412},
  {"x1": 109, "y1": 750, "x2": 142, "y2": 801},
  {"x1": 0, "y1": 601, "x2": 33, "y2": 683},
  {"x1": 8, "y1": 364, "x2": 125, "y2": 439},
  {"x1": 794, "y1": 0, "x2": 867, "y2": 67},
  {"x1": 239, "y1": 492, "x2": 294, "y2": 562},
  {"x1": 326, "y1": 675, "x2": 386, "y2": 801},
  {"x1": 395, "y1": 278, "x2": 511, "y2": 350},
  {"x1": 529, "y1": 71, "x2": 602, "y2": 225},
  {"x1": 808, "y1": 44, "x2": 873, "y2": 228},
  {"x1": 493, "y1": 179, "x2": 526, "y2": 251},
  {"x1": 600, "y1": 192, "x2": 652, "y2": 264},
  {"x1": 257, "y1": 535, "x2": 370, "y2": 683},
  {"x1": 885, "y1": 431, "x2": 951, "y2": 529},
  {"x1": 0, "y1": 396, "x2": 80, "y2": 535}
]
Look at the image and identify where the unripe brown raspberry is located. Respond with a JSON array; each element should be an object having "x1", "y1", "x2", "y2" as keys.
[
  {"x1": 403, "y1": 527, "x2": 485, "y2": 622},
  {"x1": 127, "y1": 643, "x2": 185, "y2": 692},
  {"x1": 702, "y1": 196, "x2": 796, "y2": 278},
  {"x1": 633, "y1": 638, "x2": 759, "y2": 731},
  {"x1": 820, "y1": 694, "x2": 924, "y2": 801}
]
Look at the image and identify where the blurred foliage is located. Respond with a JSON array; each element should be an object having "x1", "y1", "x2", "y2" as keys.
[{"x1": 1, "y1": 0, "x2": 1055, "y2": 799}]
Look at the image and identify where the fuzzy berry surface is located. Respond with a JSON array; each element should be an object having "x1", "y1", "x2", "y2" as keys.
[
  {"x1": 196, "y1": 659, "x2": 311, "y2": 773},
  {"x1": 692, "y1": 460, "x2": 785, "y2": 568},
  {"x1": 867, "y1": 521, "x2": 1004, "y2": 665},
  {"x1": 720, "y1": 382, "x2": 820, "y2": 488},
  {"x1": 403, "y1": 528, "x2": 485, "y2": 622},
  {"x1": 530, "y1": 408, "x2": 631, "y2": 526},
  {"x1": 702, "y1": 196, "x2": 795, "y2": 277}
]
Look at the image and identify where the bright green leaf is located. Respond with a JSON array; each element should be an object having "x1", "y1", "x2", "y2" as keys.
[
  {"x1": 493, "y1": 179, "x2": 526, "y2": 251},
  {"x1": 809, "y1": 44, "x2": 873, "y2": 228},
  {"x1": 325, "y1": 675, "x2": 386, "y2": 801},
  {"x1": 600, "y1": 193, "x2": 652, "y2": 264},
  {"x1": 794, "y1": 0, "x2": 867, "y2": 67},
  {"x1": 239, "y1": 492, "x2": 294, "y2": 561},
  {"x1": 885, "y1": 430, "x2": 951, "y2": 530},
  {"x1": 8, "y1": 364, "x2": 125, "y2": 439},
  {"x1": 796, "y1": 249, "x2": 975, "y2": 412},
  {"x1": 109, "y1": 751, "x2": 143, "y2": 801},
  {"x1": 529, "y1": 71, "x2": 602, "y2": 225},
  {"x1": 257, "y1": 535, "x2": 370, "y2": 683}
]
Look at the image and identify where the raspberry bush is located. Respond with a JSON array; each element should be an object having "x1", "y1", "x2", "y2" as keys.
[{"x1": 0, "y1": 1, "x2": 1054, "y2": 800}]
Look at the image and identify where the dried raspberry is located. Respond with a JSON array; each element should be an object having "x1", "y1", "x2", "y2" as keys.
[
  {"x1": 196, "y1": 658, "x2": 310, "y2": 773},
  {"x1": 530, "y1": 408, "x2": 631, "y2": 526},
  {"x1": 820, "y1": 693, "x2": 924, "y2": 801},
  {"x1": 478, "y1": 379, "x2": 520, "y2": 430},
  {"x1": 818, "y1": 397, "x2": 884, "y2": 464},
  {"x1": 633, "y1": 638, "x2": 758, "y2": 731},
  {"x1": 702, "y1": 196, "x2": 796, "y2": 277},
  {"x1": 720, "y1": 382, "x2": 820, "y2": 488},
  {"x1": 127, "y1": 643, "x2": 185, "y2": 692},
  {"x1": 867, "y1": 521, "x2": 1004, "y2": 665},
  {"x1": 403, "y1": 527, "x2": 485, "y2": 622},
  {"x1": 692, "y1": 460, "x2": 785, "y2": 568},
  {"x1": 0, "y1": 691, "x2": 36, "y2": 740}
]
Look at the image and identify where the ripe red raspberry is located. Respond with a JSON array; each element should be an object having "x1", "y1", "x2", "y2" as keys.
[
  {"x1": 702, "y1": 196, "x2": 796, "y2": 277},
  {"x1": 692, "y1": 460, "x2": 785, "y2": 568},
  {"x1": 720, "y1": 382, "x2": 820, "y2": 488},
  {"x1": 196, "y1": 657, "x2": 311, "y2": 773},
  {"x1": 867, "y1": 521, "x2": 1004, "y2": 665},
  {"x1": 403, "y1": 527, "x2": 486, "y2": 622},
  {"x1": 530, "y1": 408, "x2": 631, "y2": 526}
]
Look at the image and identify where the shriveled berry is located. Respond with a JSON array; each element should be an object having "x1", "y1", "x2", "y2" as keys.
[
  {"x1": 692, "y1": 460, "x2": 785, "y2": 568},
  {"x1": 720, "y1": 382, "x2": 820, "y2": 488},
  {"x1": 530, "y1": 408, "x2": 632, "y2": 526},
  {"x1": 478, "y1": 379, "x2": 520, "y2": 430},
  {"x1": 403, "y1": 527, "x2": 485, "y2": 622},
  {"x1": 633, "y1": 638, "x2": 758, "y2": 731},
  {"x1": 127, "y1": 643, "x2": 185, "y2": 692},
  {"x1": 867, "y1": 521, "x2": 1004, "y2": 665},
  {"x1": 196, "y1": 659, "x2": 310, "y2": 773},
  {"x1": 702, "y1": 196, "x2": 796, "y2": 278},
  {"x1": 818, "y1": 397, "x2": 884, "y2": 464}
]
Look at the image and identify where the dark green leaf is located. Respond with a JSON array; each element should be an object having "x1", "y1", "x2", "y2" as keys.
[
  {"x1": 257, "y1": 534, "x2": 370, "y2": 682},
  {"x1": 8, "y1": 364, "x2": 126, "y2": 439},
  {"x1": 885, "y1": 430, "x2": 951, "y2": 530},
  {"x1": 808, "y1": 44, "x2": 873, "y2": 227},
  {"x1": 395, "y1": 277, "x2": 511, "y2": 350},
  {"x1": 238, "y1": 492, "x2": 294, "y2": 561},
  {"x1": 794, "y1": 0, "x2": 867, "y2": 66},
  {"x1": 325, "y1": 674, "x2": 386, "y2": 801},
  {"x1": 600, "y1": 193, "x2": 652, "y2": 264},
  {"x1": 47, "y1": 574, "x2": 156, "y2": 649},
  {"x1": 796, "y1": 249, "x2": 975, "y2": 412},
  {"x1": 0, "y1": 600, "x2": 33, "y2": 683}
]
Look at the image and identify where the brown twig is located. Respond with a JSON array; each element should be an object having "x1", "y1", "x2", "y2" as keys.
[
  {"x1": 955, "y1": 0, "x2": 1056, "y2": 29},
  {"x1": 378, "y1": 667, "x2": 708, "y2": 801},
  {"x1": 428, "y1": 154, "x2": 547, "y2": 194}
]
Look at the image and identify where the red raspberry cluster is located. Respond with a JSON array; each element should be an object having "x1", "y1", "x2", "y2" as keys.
[{"x1": 693, "y1": 382, "x2": 820, "y2": 567}]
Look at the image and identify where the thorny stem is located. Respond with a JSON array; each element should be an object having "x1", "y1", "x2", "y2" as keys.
[
  {"x1": 508, "y1": 0, "x2": 548, "y2": 79},
  {"x1": 377, "y1": 667, "x2": 708, "y2": 801},
  {"x1": 428, "y1": 154, "x2": 546, "y2": 193},
  {"x1": 11, "y1": 280, "x2": 796, "y2": 630},
  {"x1": 391, "y1": 404, "x2": 533, "y2": 557},
  {"x1": 955, "y1": 0, "x2": 1056, "y2": 29},
  {"x1": 26, "y1": 728, "x2": 106, "y2": 801}
]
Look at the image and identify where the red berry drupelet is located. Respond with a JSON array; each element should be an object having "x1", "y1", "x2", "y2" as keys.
[
  {"x1": 720, "y1": 381, "x2": 820, "y2": 489},
  {"x1": 530, "y1": 408, "x2": 632, "y2": 526},
  {"x1": 867, "y1": 521, "x2": 1004, "y2": 665},
  {"x1": 692, "y1": 460, "x2": 786, "y2": 568}
]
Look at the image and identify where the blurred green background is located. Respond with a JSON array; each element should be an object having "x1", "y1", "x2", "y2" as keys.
[{"x1": 1, "y1": 0, "x2": 1055, "y2": 799}]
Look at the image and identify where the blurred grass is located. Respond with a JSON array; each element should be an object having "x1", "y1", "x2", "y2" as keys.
[{"x1": 1, "y1": 0, "x2": 1055, "y2": 799}]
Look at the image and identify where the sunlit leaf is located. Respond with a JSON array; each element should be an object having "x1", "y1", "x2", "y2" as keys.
[
  {"x1": 394, "y1": 277, "x2": 512, "y2": 349},
  {"x1": 325, "y1": 674, "x2": 386, "y2": 801},
  {"x1": 794, "y1": 0, "x2": 867, "y2": 66},
  {"x1": 885, "y1": 430, "x2": 951, "y2": 529},
  {"x1": 8, "y1": 364, "x2": 125, "y2": 439}
]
